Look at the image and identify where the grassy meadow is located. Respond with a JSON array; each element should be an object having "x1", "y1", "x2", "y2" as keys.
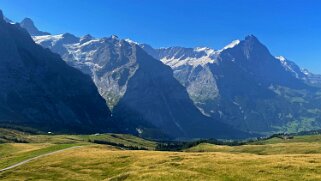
[{"x1": 1, "y1": 128, "x2": 321, "y2": 180}]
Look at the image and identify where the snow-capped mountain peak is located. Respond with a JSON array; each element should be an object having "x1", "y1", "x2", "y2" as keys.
[{"x1": 80, "y1": 34, "x2": 94, "y2": 43}]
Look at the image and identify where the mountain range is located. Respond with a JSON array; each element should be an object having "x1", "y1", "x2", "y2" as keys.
[
  {"x1": 2, "y1": 12, "x2": 321, "y2": 139},
  {"x1": 0, "y1": 13, "x2": 248, "y2": 140},
  {"x1": 29, "y1": 29, "x2": 247, "y2": 139},
  {"x1": 31, "y1": 20, "x2": 321, "y2": 135},
  {"x1": 141, "y1": 37, "x2": 321, "y2": 134}
]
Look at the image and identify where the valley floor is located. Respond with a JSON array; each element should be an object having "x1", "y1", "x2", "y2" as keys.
[{"x1": 1, "y1": 129, "x2": 321, "y2": 180}]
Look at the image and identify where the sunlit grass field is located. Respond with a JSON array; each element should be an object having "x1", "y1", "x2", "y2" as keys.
[
  {"x1": 1, "y1": 128, "x2": 321, "y2": 180},
  {"x1": 185, "y1": 142, "x2": 321, "y2": 155}
]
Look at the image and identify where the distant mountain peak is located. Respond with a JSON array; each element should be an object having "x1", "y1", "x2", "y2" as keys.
[
  {"x1": 84, "y1": 34, "x2": 93, "y2": 38},
  {"x1": 80, "y1": 34, "x2": 94, "y2": 43},
  {"x1": 111, "y1": 35, "x2": 119, "y2": 39},
  {"x1": 242, "y1": 35, "x2": 264, "y2": 47},
  {"x1": 21, "y1": 17, "x2": 33, "y2": 25},
  {"x1": 20, "y1": 18, "x2": 37, "y2": 30},
  {"x1": 245, "y1": 34, "x2": 258, "y2": 41},
  {"x1": 222, "y1": 34, "x2": 272, "y2": 60},
  {"x1": 62, "y1": 32, "x2": 77, "y2": 39},
  {"x1": 20, "y1": 17, "x2": 50, "y2": 36}
]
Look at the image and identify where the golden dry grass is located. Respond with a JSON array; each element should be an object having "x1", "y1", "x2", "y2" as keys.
[
  {"x1": 1, "y1": 145, "x2": 321, "y2": 181},
  {"x1": 0, "y1": 143, "x2": 81, "y2": 169},
  {"x1": 185, "y1": 142, "x2": 321, "y2": 155},
  {"x1": 2, "y1": 129, "x2": 321, "y2": 180}
]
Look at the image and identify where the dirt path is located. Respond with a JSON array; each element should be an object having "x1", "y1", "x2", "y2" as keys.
[{"x1": 0, "y1": 146, "x2": 83, "y2": 172}]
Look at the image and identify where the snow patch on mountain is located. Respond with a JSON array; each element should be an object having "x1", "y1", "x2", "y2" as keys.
[
  {"x1": 219, "y1": 40, "x2": 240, "y2": 52},
  {"x1": 276, "y1": 56, "x2": 301, "y2": 78},
  {"x1": 64, "y1": 41, "x2": 103, "y2": 70},
  {"x1": 301, "y1": 69, "x2": 311, "y2": 76},
  {"x1": 276, "y1": 56, "x2": 286, "y2": 62},
  {"x1": 194, "y1": 47, "x2": 216, "y2": 55},
  {"x1": 158, "y1": 47, "x2": 218, "y2": 68},
  {"x1": 33, "y1": 34, "x2": 65, "y2": 46},
  {"x1": 125, "y1": 38, "x2": 139, "y2": 45},
  {"x1": 161, "y1": 55, "x2": 216, "y2": 68}
]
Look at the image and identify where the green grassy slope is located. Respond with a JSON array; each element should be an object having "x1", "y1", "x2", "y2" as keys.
[{"x1": 0, "y1": 128, "x2": 157, "y2": 171}]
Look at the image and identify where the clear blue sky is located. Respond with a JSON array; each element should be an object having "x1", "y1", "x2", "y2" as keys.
[{"x1": 1, "y1": 0, "x2": 321, "y2": 73}]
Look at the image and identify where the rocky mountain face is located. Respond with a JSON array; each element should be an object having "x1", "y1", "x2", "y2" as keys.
[
  {"x1": 31, "y1": 31, "x2": 248, "y2": 139},
  {"x1": 0, "y1": 11, "x2": 114, "y2": 134},
  {"x1": 142, "y1": 36, "x2": 321, "y2": 135},
  {"x1": 140, "y1": 44, "x2": 220, "y2": 108}
]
